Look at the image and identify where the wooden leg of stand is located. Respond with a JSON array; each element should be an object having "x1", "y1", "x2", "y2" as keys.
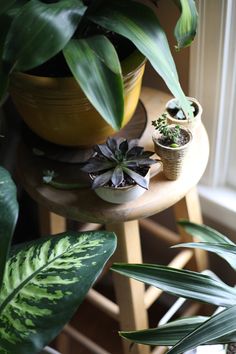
[
  {"x1": 107, "y1": 221, "x2": 150, "y2": 354},
  {"x1": 38, "y1": 207, "x2": 66, "y2": 235},
  {"x1": 38, "y1": 207, "x2": 70, "y2": 353},
  {"x1": 173, "y1": 186, "x2": 208, "y2": 271}
]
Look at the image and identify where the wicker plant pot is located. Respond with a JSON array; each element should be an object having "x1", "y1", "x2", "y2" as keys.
[
  {"x1": 152, "y1": 127, "x2": 193, "y2": 181},
  {"x1": 166, "y1": 97, "x2": 203, "y2": 131}
]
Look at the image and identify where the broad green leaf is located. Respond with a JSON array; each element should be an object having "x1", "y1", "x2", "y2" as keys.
[
  {"x1": 89, "y1": 0, "x2": 193, "y2": 119},
  {"x1": 0, "y1": 13, "x2": 13, "y2": 101},
  {"x1": 111, "y1": 263, "x2": 236, "y2": 307},
  {"x1": 0, "y1": 167, "x2": 18, "y2": 291},
  {"x1": 64, "y1": 36, "x2": 124, "y2": 130},
  {"x1": 0, "y1": 0, "x2": 16, "y2": 15},
  {"x1": 173, "y1": 242, "x2": 236, "y2": 271},
  {"x1": 178, "y1": 221, "x2": 236, "y2": 270},
  {"x1": 167, "y1": 305, "x2": 236, "y2": 354},
  {"x1": 3, "y1": 0, "x2": 87, "y2": 71},
  {"x1": 173, "y1": 0, "x2": 198, "y2": 50},
  {"x1": 0, "y1": 230, "x2": 116, "y2": 354}
]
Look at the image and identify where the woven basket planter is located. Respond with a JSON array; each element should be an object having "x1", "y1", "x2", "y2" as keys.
[
  {"x1": 152, "y1": 127, "x2": 193, "y2": 180},
  {"x1": 166, "y1": 97, "x2": 202, "y2": 132}
]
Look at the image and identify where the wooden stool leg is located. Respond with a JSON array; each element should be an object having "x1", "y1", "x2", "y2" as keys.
[
  {"x1": 173, "y1": 186, "x2": 208, "y2": 271},
  {"x1": 106, "y1": 221, "x2": 150, "y2": 354},
  {"x1": 38, "y1": 207, "x2": 66, "y2": 235}
]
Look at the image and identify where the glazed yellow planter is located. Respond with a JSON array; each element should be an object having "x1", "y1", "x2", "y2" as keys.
[{"x1": 9, "y1": 51, "x2": 146, "y2": 147}]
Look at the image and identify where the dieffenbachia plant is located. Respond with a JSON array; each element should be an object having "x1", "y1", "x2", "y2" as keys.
[
  {"x1": 0, "y1": 166, "x2": 117, "y2": 354},
  {"x1": 0, "y1": 0, "x2": 197, "y2": 127},
  {"x1": 112, "y1": 221, "x2": 236, "y2": 353}
]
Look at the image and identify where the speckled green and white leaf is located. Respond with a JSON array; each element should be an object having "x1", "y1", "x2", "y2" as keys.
[{"x1": 0, "y1": 231, "x2": 116, "y2": 354}]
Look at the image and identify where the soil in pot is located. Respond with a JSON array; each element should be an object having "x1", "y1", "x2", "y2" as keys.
[{"x1": 166, "y1": 97, "x2": 202, "y2": 131}]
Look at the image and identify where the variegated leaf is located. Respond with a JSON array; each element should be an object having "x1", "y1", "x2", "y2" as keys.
[{"x1": 0, "y1": 231, "x2": 116, "y2": 354}]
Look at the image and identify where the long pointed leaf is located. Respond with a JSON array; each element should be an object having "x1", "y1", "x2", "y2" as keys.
[
  {"x1": 89, "y1": 0, "x2": 193, "y2": 118},
  {"x1": 111, "y1": 263, "x2": 236, "y2": 307},
  {"x1": 121, "y1": 315, "x2": 236, "y2": 346},
  {"x1": 178, "y1": 221, "x2": 236, "y2": 270},
  {"x1": 173, "y1": 0, "x2": 198, "y2": 49},
  {"x1": 0, "y1": 230, "x2": 116, "y2": 354},
  {"x1": 64, "y1": 36, "x2": 124, "y2": 130},
  {"x1": 173, "y1": 242, "x2": 236, "y2": 271},
  {"x1": 0, "y1": 167, "x2": 18, "y2": 291},
  {"x1": 3, "y1": 0, "x2": 87, "y2": 71},
  {"x1": 120, "y1": 316, "x2": 208, "y2": 346},
  {"x1": 167, "y1": 305, "x2": 236, "y2": 354}
]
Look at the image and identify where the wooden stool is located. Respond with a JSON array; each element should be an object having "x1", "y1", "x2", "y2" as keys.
[{"x1": 16, "y1": 88, "x2": 209, "y2": 354}]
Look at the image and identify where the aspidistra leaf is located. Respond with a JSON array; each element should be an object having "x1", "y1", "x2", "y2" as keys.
[
  {"x1": 173, "y1": 0, "x2": 198, "y2": 50},
  {"x1": 0, "y1": 231, "x2": 116, "y2": 354},
  {"x1": 63, "y1": 36, "x2": 124, "y2": 130},
  {"x1": 0, "y1": 167, "x2": 19, "y2": 291},
  {"x1": 111, "y1": 263, "x2": 236, "y2": 307},
  {"x1": 167, "y1": 305, "x2": 236, "y2": 354},
  {"x1": 89, "y1": 0, "x2": 193, "y2": 119},
  {"x1": 3, "y1": 0, "x2": 87, "y2": 71}
]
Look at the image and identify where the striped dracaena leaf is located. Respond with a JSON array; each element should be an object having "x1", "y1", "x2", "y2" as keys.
[
  {"x1": 178, "y1": 220, "x2": 236, "y2": 270},
  {"x1": 0, "y1": 231, "x2": 116, "y2": 354}
]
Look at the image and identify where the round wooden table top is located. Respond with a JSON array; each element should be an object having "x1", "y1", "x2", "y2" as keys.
[{"x1": 17, "y1": 87, "x2": 209, "y2": 224}]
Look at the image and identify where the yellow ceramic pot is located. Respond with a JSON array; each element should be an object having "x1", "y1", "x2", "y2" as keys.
[{"x1": 9, "y1": 51, "x2": 146, "y2": 147}]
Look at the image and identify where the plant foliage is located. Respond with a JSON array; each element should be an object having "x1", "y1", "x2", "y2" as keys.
[
  {"x1": 0, "y1": 0, "x2": 198, "y2": 125},
  {"x1": 82, "y1": 137, "x2": 156, "y2": 189},
  {"x1": 0, "y1": 166, "x2": 117, "y2": 354},
  {"x1": 152, "y1": 113, "x2": 181, "y2": 147},
  {"x1": 111, "y1": 221, "x2": 236, "y2": 353}
]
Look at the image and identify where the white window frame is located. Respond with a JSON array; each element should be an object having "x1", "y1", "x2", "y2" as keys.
[{"x1": 189, "y1": 0, "x2": 236, "y2": 231}]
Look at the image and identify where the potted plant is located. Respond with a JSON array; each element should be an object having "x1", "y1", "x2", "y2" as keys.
[
  {"x1": 0, "y1": 0, "x2": 197, "y2": 146},
  {"x1": 0, "y1": 165, "x2": 117, "y2": 354},
  {"x1": 166, "y1": 97, "x2": 203, "y2": 131},
  {"x1": 111, "y1": 221, "x2": 236, "y2": 354},
  {"x1": 152, "y1": 114, "x2": 193, "y2": 180},
  {"x1": 81, "y1": 137, "x2": 156, "y2": 203}
]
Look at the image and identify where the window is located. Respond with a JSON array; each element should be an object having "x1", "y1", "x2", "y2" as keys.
[{"x1": 189, "y1": 0, "x2": 236, "y2": 231}]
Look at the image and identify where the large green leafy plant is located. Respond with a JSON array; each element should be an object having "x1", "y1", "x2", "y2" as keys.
[
  {"x1": 0, "y1": 166, "x2": 117, "y2": 354},
  {"x1": 0, "y1": 0, "x2": 197, "y2": 129},
  {"x1": 112, "y1": 221, "x2": 236, "y2": 353}
]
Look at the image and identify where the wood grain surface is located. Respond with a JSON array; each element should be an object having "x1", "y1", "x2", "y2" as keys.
[{"x1": 17, "y1": 87, "x2": 209, "y2": 224}]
